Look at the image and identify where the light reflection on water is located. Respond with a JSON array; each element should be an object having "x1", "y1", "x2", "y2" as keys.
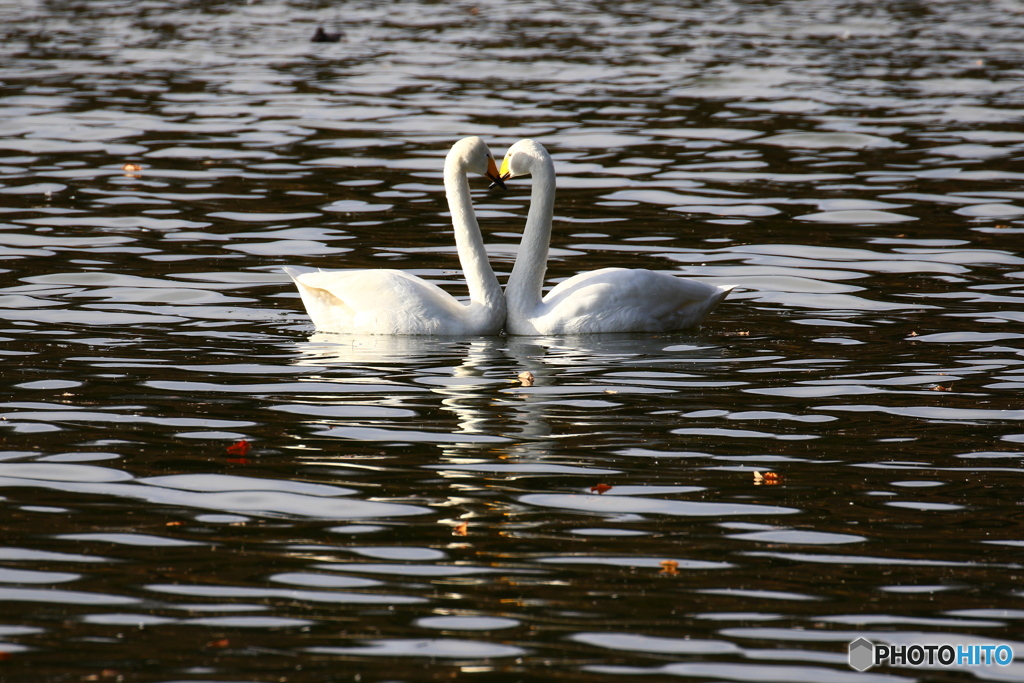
[{"x1": 1, "y1": 0, "x2": 1024, "y2": 680}]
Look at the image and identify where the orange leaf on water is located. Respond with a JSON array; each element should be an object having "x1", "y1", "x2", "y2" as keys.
[
  {"x1": 206, "y1": 638, "x2": 230, "y2": 649},
  {"x1": 226, "y1": 440, "x2": 251, "y2": 456},
  {"x1": 453, "y1": 522, "x2": 469, "y2": 536},
  {"x1": 754, "y1": 471, "x2": 783, "y2": 485},
  {"x1": 590, "y1": 483, "x2": 612, "y2": 495},
  {"x1": 659, "y1": 560, "x2": 679, "y2": 575}
]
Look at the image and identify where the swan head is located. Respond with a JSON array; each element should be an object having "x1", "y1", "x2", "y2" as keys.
[
  {"x1": 449, "y1": 136, "x2": 506, "y2": 190},
  {"x1": 499, "y1": 139, "x2": 550, "y2": 181}
]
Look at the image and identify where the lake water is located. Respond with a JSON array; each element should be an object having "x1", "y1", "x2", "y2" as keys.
[{"x1": 1, "y1": 0, "x2": 1024, "y2": 681}]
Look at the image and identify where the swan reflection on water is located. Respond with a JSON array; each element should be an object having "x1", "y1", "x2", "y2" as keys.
[
  {"x1": 286, "y1": 331, "x2": 742, "y2": 534},
  {"x1": 288, "y1": 331, "x2": 731, "y2": 451},
  {"x1": 290, "y1": 333, "x2": 510, "y2": 443}
]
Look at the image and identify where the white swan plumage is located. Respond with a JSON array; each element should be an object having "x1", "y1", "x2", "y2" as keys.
[
  {"x1": 499, "y1": 139, "x2": 733, "y2": 335},
  {"x1": 284, "y1": 136, "x2": 506, "y2": 335}
]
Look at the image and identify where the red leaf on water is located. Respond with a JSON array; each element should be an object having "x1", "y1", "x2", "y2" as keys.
[
  {"x1": 590, "y1": 483, "x2": 612, "y2": 495},
  {"x1": 226, "y1": 440, "x2": 251, "y2": 456}
]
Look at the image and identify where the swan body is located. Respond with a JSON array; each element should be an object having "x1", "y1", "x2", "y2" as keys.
[
  {"x1": 285, "y1": 137, "x2": 506, "y2": 335},
  {"x1": 499, "y1": 139, "x2": 732, "y2": 335}
]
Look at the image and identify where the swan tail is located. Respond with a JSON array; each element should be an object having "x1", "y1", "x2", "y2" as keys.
[
  {"x1": 283, "y1": 267, "x2": 358, "y2": 332},
  {"x1": 282, "y1": 265, "x2": 315, "y2": 282},
  {"x1": 697, "y1": 284, "x2": 733, "y2": 323},
  {"x1": 665, "y1": 282, "x2": 733, "y2": 331}
]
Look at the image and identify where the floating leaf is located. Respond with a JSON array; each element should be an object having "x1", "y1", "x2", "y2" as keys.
[
  {"x1": 754, "y1": 471, "x2": 782, "y2": 485},
  {"x1": 659, "y1": 560, "x2": 679, "y2": 575},
  {"x1": 517, "y1": 371, "x2": 535, "y2": 387},
  {"x1": 453, "y1": 522, "x2": 469, "y2": 536},
  {"x1": 226, "y1": 440, "x2": 251, "y2": 456},
  {"x1": 590, "y1": 483, "x2": 613, "y2": 495}
]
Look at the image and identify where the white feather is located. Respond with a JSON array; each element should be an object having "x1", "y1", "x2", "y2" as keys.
[
  {"x1": 284, "y1": 137, "x2": 506, "y2": 336},
  {"x1": 500, "y1": 139, "x2": 733, "y2": 335}
]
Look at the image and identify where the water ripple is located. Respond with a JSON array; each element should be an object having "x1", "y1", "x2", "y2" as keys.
[{"x1": 1, "y1": 0, "x2": 1023, "y2": 679}]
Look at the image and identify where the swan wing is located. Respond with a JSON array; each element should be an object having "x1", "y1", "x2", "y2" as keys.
[
  {"x1": 535, "y1": 267, "x2": 730, "y2": 334},
  {"x1": 285, "y1": 267, "x2": 477, "y2": 334}
]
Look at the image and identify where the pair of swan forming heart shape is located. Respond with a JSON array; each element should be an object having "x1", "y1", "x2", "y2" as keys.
[{"x1": 284, "y1": 137, "x2": 732, "y2": 336}]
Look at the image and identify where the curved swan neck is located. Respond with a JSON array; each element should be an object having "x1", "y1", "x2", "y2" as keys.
[
  {"x1": 506, "y1": 151, "x2": 556, "y2": 315},
  {"x1": 443, "y1": 160, "x2": 503, "y2": 313}
]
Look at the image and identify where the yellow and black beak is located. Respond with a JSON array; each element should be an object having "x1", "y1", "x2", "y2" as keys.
[{"x1": 486, "y1": 157, "x2": 507, "y2": 190}]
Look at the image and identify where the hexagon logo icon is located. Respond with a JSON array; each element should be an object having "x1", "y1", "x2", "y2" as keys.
[{"x1": 848, "y1": 638, "x2": 875, "y2": 671}]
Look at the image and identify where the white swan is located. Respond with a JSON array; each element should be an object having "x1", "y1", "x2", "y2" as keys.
[
  {"x1": 499, "y1": 139, "x2": 733, "y2": 335},
  {"x1": 284, "y1": 137, "x2": 506, "y2": 335}
]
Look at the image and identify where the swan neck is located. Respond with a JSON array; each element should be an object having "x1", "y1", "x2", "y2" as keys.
[
  {"x1": 444, "y1": 163, "x2": 503, "y2": 316},
  {"x1": 506, "y1": 157, "x2": 555, "y2": 315}
]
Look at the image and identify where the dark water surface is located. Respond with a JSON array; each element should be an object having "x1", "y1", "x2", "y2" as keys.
[{"x1": 2, "y1": 1, "x2": 1024, "y2": 681}]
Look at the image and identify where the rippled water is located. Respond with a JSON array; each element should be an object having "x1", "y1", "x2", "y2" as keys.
[{"x1": 2, "y1": 0, "x2": 1024, "y2": 681}]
